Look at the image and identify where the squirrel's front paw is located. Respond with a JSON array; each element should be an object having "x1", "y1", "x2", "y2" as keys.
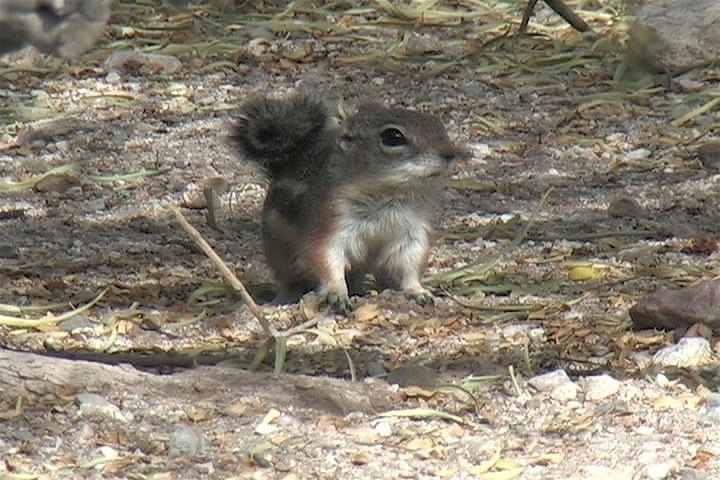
[
  {"x1": 404, "y1": 287, "x2": 435, "y2": 306},
  {"x1": 320, "y1": 291, "x2": 353, "y2": 314}
]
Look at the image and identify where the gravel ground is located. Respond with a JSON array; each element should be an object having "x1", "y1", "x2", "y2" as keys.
[{"x1": 1, "y1": 1, "x2": 720, "y2": 479}]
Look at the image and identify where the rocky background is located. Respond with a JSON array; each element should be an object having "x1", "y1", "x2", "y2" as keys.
[{"x1": 1, "y1": 0, "x2": 720, "y2": 479}]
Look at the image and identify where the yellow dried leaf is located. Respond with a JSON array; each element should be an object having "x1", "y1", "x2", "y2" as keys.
[
  {"x1": 224, "y1": 402, "x2": 249, "y2": 417},
  {"x1": 116, "y1": 319, "x2": 134, "y2": 335},
  {"x1": 653, "y1": 395, "x2": 683, "y2": 410},
  {"x1": 352, "y1": 451, "x2": 372, "y2": 465},
  {"x1": 526, "y1": 308, "x2": 546, "y2": 320},
  {"x1": 300, "y1": 301, "x2": 318, "y2": 320},
  {"x1": 270, "y1": 433, "x2": 289, "y2": 446},
  {"x1": 474, "y1": 467, "x2": 525, "y2": 480},
  {"x1": 255, "y1": 408, "x2": 282, "y2": 434},
  {"x1": 354, "y1": 303, "x2": 380, "y2": 323},
  {"x1": 470, "y1": 446, "x2": 502, "y2": 473},
  {"x1": 121, "y1": 26, "x2": 136, "y2": 38},
  {"x1": 444, "y1": 422, "x2": 466, "y2": 438},
  {"x1": 187, "y1": 405, "x2": 214, "y2": 422},
  {"x1": 405, "y1": 437, "x2": 436, "y2": 451},
  {"x1": 568, "y1": 265, "x2": 598, "y2": 281},
  {"x1": 494, "y1": 459, "x2": 524, "y2": 470},
  {"x1": 461, "y1": 331, "x2": 487, "y2": 342}
]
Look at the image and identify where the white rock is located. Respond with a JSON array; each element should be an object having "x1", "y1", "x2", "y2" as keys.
[
  {"x1": 550, "y1": 382, "x2": 580, "y2": 401},
  {"x1": 77, "y1": 393, "x2": 127, "y2": 422},
  {"x1": 645, "y1": 460, "x2": 680, "y2": 480},
  {"x1": 469, "y1": 142, "x2": 491, "y2": 161},
  {"x1": 500, "y1": 323, "x2": 545, "y2": 344},
  {"x1": 581, "y1": 374, "x2": 621, "y2": 401},
  {"x1": 626, "y1": 148, "x2": 651, "y2": 161},
  {"x1": 374, "y1": 420, "x2": 393, "y2": 437},
  {"x1": 652, "y1": 337, "x2": 713, "y2": 368},
  {"x1": 528, "y1": 369, "x2": 572, "y2": 392}
]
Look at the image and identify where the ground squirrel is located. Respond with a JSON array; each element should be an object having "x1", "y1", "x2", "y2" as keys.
[{"x1": 232, "y1": 93, "x2": 457, "y2": 312}]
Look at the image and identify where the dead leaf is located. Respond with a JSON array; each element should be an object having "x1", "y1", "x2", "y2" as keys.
[
  {"x1": 353, "y1": 303, "x2": 380, "y2": 323},
  {"x1": 224, "y1": 402, "x2": 249, "y2": 417}
]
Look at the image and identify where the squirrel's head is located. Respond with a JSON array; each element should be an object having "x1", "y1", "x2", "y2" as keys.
[{"x1": 339, "y1": 103, "x2": 457, "y2": 184}]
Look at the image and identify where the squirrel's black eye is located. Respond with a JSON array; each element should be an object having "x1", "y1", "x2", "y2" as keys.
[{"x1": 380, "y1": 127, "x2": 407, "y2": 147}]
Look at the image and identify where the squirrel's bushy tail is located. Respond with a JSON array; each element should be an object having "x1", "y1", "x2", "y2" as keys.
[{"x1": 232, "y1": 93, "x2": 330, "y2": 176}]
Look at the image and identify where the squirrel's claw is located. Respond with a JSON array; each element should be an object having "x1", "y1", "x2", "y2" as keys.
[
  {"x1": 404, "y1": 288, "x2": 435, "y2": 307},
  {"x1": 321, "y1": 291, "x2": 353, "y2": 314}
]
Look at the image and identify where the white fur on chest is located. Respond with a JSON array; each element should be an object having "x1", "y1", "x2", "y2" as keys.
[{"x1": 330, "y1": 199, "x2": 432, "y2": 273}]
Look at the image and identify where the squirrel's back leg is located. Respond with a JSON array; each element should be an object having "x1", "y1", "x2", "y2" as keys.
[
  {"x1": 304, "y1": 225, "x2": 354, "y2": 313},
  {"x1": 262, "y1": 188, "x2": 353, "y2": 312},
  {"x1": 261, "y1": 203, "x2": 316, "y2": 303}
]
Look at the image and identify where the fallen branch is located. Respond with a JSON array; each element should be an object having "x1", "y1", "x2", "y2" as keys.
[
  {"x1": 520, "y1": 0, "x2": 593, "y2": 34},
  {"x1": 169, "y1": 205, "x2": 277, "y2": 338},
  {"x1": 0, "y1": 348, "x2": 395, "y2": 415}
]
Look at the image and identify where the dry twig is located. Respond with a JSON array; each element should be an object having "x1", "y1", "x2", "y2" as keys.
[
  {"x1": 520, "y1": 0, "x2": 593, "y2": 34},
  {"x1": 169, "y1": 205, "x2": 277, "y2": 338}
]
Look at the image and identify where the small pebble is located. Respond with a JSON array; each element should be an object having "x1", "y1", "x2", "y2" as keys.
[
  {"x1": 645, "y1": 460, "x2": 680, "y2": 480},
  {"x1": 374, "y1": 420, "x2": 393, "y2": 438},
  {"x1": 625, "y1": 148, "x2": 651, "y2": 161},
  {"x1": 168, "y1": 424, "x2": 206, "y2": 457},
  {"x1": 387, "y1": 365, "x2": 437, "y2": 389},
  {"x1": 59, "y1": 315, "x2": 96, "y2": 332},
  {"x1": 105, "y1": 50, "x2": 183, "y2": 75},
  {"x1": 581, "y1": 374, "x2": 621, "y2": 401},
  {"x1": 550, "y1": 382, "x2": 579, "y2": 401},
  {"x1": 608, "y1": 195, "x2": 646, "y2": 218},
  {"x1": 106, "y1": 70, "x2": 122, "y2": 84},
  {"x1": 77, "y1": 393, "x2": 127, "y2": 422},
  {"x1": 528, "y1": 369, "x2": 573, "y2": 392}
]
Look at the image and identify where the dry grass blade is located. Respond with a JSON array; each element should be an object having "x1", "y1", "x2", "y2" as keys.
[
  {"x1": 0, "y1": 288, "x2": 109, "y2": 328},
  {"x1": 0, "y1": 299, "x2": 90, "y2": 314},
  {"x1": 88, "y1": 168, "x2": 165, "y2": 183},
  {"x1": 671, "y1": 95, "x2": 720, "y2": 127},
  {"x1": 273, "y1": 335, "x2": 288, "y2": 374},
  {"x1": 378, "y1": 407, "x2": 470, "y2": 425},
  {"x1": 99, "y1": 321, "x2": 121, "y2": 352},
  {"x1": 0, "y1": 163, "x2": 79, "y2": 191},
  {"x1": 249, "y1": 337, "x2": 276, "y2": 371}
]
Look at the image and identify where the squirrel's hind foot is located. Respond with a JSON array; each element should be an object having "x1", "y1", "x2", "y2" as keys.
[{"x1": 403, "y1": 286, "x2": 436, "y2": 307}]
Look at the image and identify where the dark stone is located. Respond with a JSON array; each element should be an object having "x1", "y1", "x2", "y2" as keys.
[
  {"x1": 630, "y1": 279, "x2": 720, "y2": 330},
  {"x1": 386, "y1": 365, "x2": 438, "y2": 389},
  {"x1": 698, "y1": 142, "x2": 720, "y2": 171},
  {"x1": 608, "y1": 195, "x2": 646, "y2": 218}
]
